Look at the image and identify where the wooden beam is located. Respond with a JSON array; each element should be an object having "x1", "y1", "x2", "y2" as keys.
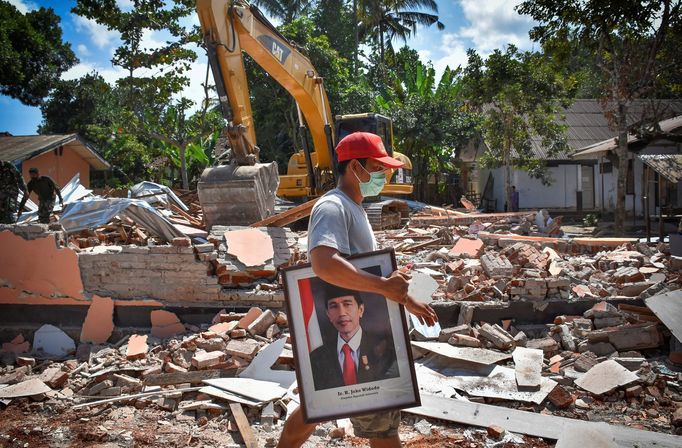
[
  {"x1": 72, "y1": 387, "x2": 202, "y2": 410},
  {"x1": 229, "y1": 402, "x2": 259, "y2": 448},
  {"x1": 250, "y1": 198, "x2": 319, "y2": 228},
  {"x1": 144, "y1": 368, "x2": 238, "y2": 386}
]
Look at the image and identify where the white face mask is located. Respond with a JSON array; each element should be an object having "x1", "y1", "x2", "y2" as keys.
[{"x1": 352, "y1": 162, "x2": 386, "y2": 197}]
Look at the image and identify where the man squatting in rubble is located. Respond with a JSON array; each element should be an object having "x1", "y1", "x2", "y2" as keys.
[
  {"x1": 18, "y1": 167, "x2": 63, "y2": 224},
  {"x1": 0, "y1": 160, "x2": 27, "y2": 224},
  {"x1": 277, "y1": 132, "x2": 439, "y2": 448}
]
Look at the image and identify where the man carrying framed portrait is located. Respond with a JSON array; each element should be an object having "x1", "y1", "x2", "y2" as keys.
[{"x1": 277, "y1": 132, "x2": 439, "y2": 448}]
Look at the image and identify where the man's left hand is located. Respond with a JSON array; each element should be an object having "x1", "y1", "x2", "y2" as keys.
[{"x1": 405, "y1": 295, "x2": 438, "y2": 327}]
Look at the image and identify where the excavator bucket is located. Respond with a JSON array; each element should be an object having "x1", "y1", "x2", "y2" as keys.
[{"x1": 198, "y1": 162, "x2": 279, "y2": 229}]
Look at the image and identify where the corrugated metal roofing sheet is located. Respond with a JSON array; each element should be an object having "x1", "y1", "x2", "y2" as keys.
[
  {"x1": 504, "y1": 99, "x2": 682, "y2": 160},
  {"x1": 638, "y1": 154, "x2": 682, "y2": 183}
]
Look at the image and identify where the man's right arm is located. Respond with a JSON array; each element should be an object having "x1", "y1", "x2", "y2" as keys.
[{"x1": 311, "y1": 246, "x2": 438, "y2": 326}]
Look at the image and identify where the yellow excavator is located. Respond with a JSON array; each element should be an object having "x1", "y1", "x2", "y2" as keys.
[{"x1": 196, "y1": 0, "x2": 413, "y2": 228}]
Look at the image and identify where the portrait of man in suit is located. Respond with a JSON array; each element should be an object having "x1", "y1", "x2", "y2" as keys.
[{"x1": 309, "y1": 282, "x2": 399, "y2": 391}]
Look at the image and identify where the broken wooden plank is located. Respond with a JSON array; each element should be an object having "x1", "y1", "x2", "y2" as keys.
[
  {"x1": 407, "y1": 394, "x2": 681, "y2": 448},
  {"x1": 229, "y1": 402, "x2": 259, "y2": 448},
  {"x1": 250, "y1": 198, "x2": 318, "y2": 228},
  {"x1": 143, "y1": 368, "x2": 237, "y2": 386},
  {"x1": 512, "y1": 347, "x2": 543, "y2": 389},
  {"x1": 203, "y1": 378, "x2": 287, "y2": 403}
]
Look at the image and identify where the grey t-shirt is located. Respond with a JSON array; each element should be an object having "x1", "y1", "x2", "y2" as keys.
[{"x1": 307, "y1": 189, "x2": 377, "y2": 256}]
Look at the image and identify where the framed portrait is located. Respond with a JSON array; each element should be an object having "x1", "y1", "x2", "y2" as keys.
[{"x1": 281, "y1": 248, "x2": 420, "y2": 423}]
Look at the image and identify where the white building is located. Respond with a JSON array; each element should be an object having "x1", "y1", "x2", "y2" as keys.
[{"x1": 458, "y1": 100, "x2": 682, "y2": 217}]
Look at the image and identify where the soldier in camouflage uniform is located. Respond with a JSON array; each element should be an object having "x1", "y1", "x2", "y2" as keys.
[
  {"x1": 18, "y1": 168, "x2": 63, "y2": 224},
  {"x1": 0, "y1": 160, "x2": 27, "y2": 224}
]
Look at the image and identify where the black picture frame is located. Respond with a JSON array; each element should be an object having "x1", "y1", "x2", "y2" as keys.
[{"x1": 281, "y1": 248, "x2": 420, "y2": 423}]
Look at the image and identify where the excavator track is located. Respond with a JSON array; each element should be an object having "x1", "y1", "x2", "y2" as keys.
[{"x1": 363, "y1": 199, "x2": 410, "y2": 230}]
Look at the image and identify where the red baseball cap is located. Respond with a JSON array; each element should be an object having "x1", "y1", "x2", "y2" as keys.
[{"x1": 335, "y1": 132, "x2": 404, "y2": 168}]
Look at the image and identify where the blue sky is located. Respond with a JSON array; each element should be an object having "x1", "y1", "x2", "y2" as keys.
[{"x1": 0, "y1": 0, "x2": 537, "y2": 135}]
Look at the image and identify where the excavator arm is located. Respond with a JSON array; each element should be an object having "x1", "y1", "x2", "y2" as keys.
[{"x1": 197, "y1": 0, "x2": 336, "y2": 171}]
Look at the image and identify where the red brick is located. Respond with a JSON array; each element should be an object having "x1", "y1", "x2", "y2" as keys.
[
  {"x1": 547, "y1": 385, "x2": 574, "y2": 408},
  {"x1": 449, "y1": 238, "x2": 484, "y2": 258}
]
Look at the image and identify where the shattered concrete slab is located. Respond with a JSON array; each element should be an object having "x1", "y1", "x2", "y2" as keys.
[
  {"x1": 412, "y1": 341, "x2": 512, "y2": 365},
  {"x1": 33, "y1": 324, "x2": 75, "y2": 357},
  {"x1": 645, "y1": 290, "x2": 682, "y2": 342},
  {"x1": 574, "y1": 360, "x2": 638, "y2": 395},
  {"x1": 408, "y1": 272, "x2": 439, "y2": 303},
  {"x1": 202, "y1": 377, "x2": 287, "y2": 403},
  {"x1": 512, "y1": 346, "x2": 543, "y2": 389},
  {"x1": 447, "y1": 365, "x2": 557, "y2": 404},
  {"x1": 0, "y1": 378, "x2": 51, "y2": 399}
]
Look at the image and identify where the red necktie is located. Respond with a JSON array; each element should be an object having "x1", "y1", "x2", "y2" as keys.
[{"x1": 342, "y1": 343, "x2": 357, "y2": 385}]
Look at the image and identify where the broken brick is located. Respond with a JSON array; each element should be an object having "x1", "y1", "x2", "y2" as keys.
[
  {"x1": 547, "y1": 385, "x2": 574, "y2": 408},
  {"x1": 0, "y1": 334, "x2": 30, "y2": 354},
  {"x1": 208, "y1": 321, "x2": 238, "y2": 335},
  {"x1": 247, "y1": 309, "x2": 276, "y2": 336},
  {"x1": 39, "y1": 367, "x2": 69, "y2": 389},
  {"x1": 449, "y1": 238, "x2": 484, "y2": 258},
  {"x1": 448, "y1": 334, "x2": 482, "y2": 348},
  {"x1": 238, "y1": 307, "x2": 263, "y2": 329},
  {"x1": 151, "y1": 310, "x2": 185, "y2": 338},
  {"x1": 487, "y1": 425, "x2": 505, "y2": 439},
  {"x1": 126, "y1": 334, "x2": 148, "y2": 360},
  {"x1": 225, "y1": 338, "x2": 260, "y2": 360},
  {"x1": 191, "y1": 350, "x2": 225, "y2": 369}
]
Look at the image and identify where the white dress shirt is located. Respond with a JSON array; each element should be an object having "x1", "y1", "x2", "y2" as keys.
[{"x1": 337, "y1": 327, "x2": 362, "y2": 372}]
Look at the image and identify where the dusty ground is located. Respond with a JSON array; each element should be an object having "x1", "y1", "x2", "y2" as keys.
[{"x1": 0, "y1": 399, "x2": 555, "y2": 448}]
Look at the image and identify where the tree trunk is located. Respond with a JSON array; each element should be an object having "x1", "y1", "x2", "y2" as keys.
[
  {"x1": 614, "y1": 110, "x2": 629, "y2": 234},
  {"x1": 379, "y1": 22, "x2": 384, "y2": 62},
  {"x1": 180, "y1": 144, "x2": 189, "y2": 190},
  {"x1": 353, "y1": 0, "x2": 358, "y2": 76}
]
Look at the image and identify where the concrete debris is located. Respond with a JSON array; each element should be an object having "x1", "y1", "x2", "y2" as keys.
[
  {"x1": 1, "y1": 198, "x2": 682, "y2": 444},
  {"x1": 33, "y1": 324, "x2": 75, "y2": 357},
  {"x1": 574, "y1": 360, "x2": 639, "y2": 395}
]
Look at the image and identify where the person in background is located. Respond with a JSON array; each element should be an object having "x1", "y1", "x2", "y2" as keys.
[
  {"x1": 0, "y1": 160, "x2": 27, "y2": 224},
  {"x1": 511, "y1": 186, "x2": 520, "y2": 212},
  {"x1": 17, "y1": 168, "x2": 63, "y2": 224}
]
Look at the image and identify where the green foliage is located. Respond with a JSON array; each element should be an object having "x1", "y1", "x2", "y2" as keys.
[
  {"x1": 358, "y1": 0, "x2": 444, "y2": 61},
  {"x1": 583, "y1": 212, "x2": 600, "y2": 227},
  {"x1": 252, "y1": 0, "x2": 316, "y2": 25},
  {"x1": 0, "y1": 1, "x2": 77, "y2": 106},
  {"x1": 462, "y1": 45, "x2": 575, "y2": 207},
  {"x1": 376, "y1": 48, "x2": 477, "y2": 201}
]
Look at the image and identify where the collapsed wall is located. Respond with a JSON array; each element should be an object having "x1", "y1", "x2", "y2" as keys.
[{"x1": 0, "y1": 225, "x2": 293, "y2": 318}]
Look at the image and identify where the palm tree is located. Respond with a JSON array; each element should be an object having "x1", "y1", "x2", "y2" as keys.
[
  {"x1": 358, "y1": 0, "x2": 444, "y2": 62},
  {"x1": 250, "y1": 0, "x2": 316, "y2": 24}
]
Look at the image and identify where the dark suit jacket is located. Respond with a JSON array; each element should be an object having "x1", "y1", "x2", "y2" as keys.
[{"x1": 309, "y1": 329, "x2": 399, "y2": 391}]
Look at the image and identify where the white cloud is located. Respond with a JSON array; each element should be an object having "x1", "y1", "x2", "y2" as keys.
[
  {"x1": 73, "y1": 14, "x2": 120, "y2": 49},
  {"x1": 76, "y1": 44, "x2": 90, "y2": 57},
  {"x1": 7, "y1": 0, "x2": 36, "y2": 14},
  {"x1": 115, "y1": 0, "x2": 134, "y2": 10},
  {"x1": 434, "y1": 33, "x2": 469, "y2": 75},
  {"x1": 61, "y1": 61, "x2": 127, "y2": 85},
  {"x1": 458, "y1": 0, "x2": 536, "y2": 52}
]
